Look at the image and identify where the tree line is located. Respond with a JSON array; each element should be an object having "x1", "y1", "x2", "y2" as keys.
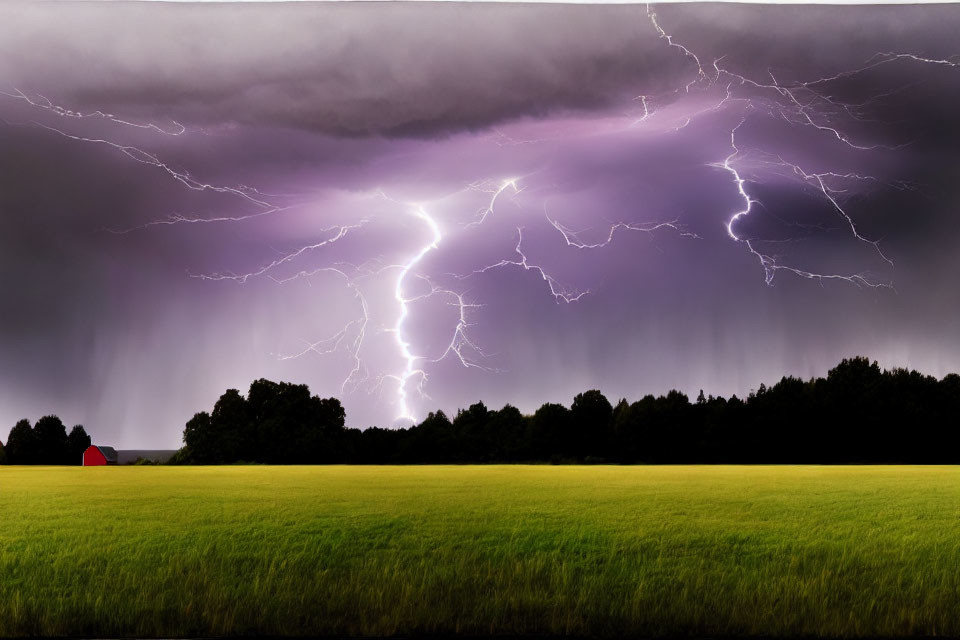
[
  {"x1": 165, "y1": 356, "x2": 960, "y2": 465},
  {"x1": 0, "y1": 417, "x2": 91, "y2": 465},
  {"x1": 4, "y1": 356, "x2": 959, "y2": 465}
]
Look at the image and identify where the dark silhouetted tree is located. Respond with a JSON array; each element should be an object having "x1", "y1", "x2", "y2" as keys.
[
  {"x1": 487, "y1": 404, "x2": 525, "y2": 461},
  {"x1": 350, "y1": 426, "x2": 405, "y2": 464},
  {"x1": 210, "y1": 388, "x2": 250, "y2": 462},
  {"x1": 452, "y1": 402, "x2": 491, "y2": 462},
  {"x1": 183, "y1": 411, "x2": 215, "y2": 464},
  {"x1": 402, "y1": 410, "x2": 454, "y2": 462},
  {"x1": 526, "y1": 403, "x2": 573, "y2": 461},
  {"x1": 6, "y1": 419, "x2": 37, "y2": 465},
  {"x1": 33, "y1": 415, "x2": 69, "y2": 464},
  {"x1": 571, "y1": 389, "x2": 614, "y2": 459},
  {"x1": 66, "y1": 425, "x2": 91, "y2": 465}
]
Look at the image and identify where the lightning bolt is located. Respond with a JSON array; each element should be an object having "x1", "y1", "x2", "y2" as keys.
[
  {"x1": 546, "y1": 213, "x2": 699, "y2": 249},
  {"x1": 716, "y1": 112, "x2": 892, "y2": 289},
  {"x1": 647, "y1": 5, "x2": 708, "y2": 90},
  {"x1": 275, "y1": 266, "x2": 371, "y2": 395},
  {"x1": 1, "y1": 87, "x2": 187, "y2": 136},
  {"x1": 643, "y1": 3, "x2": 956, "y2": 289},
  {"x1": 193, "y1": 222, "x2": 365, "y2": 283},
  {"x1": 457, "y1": 227, "x2": 589, "y2": 304},
  {"x1": 388, "y1": 205, "x2": 443, "y2": 422},
  {"x1": 465, "y1": 177, "x2": 521, "y2": 228},
  {"x1": 28, "y1": 120, "x2": 274, "y2": 207}
]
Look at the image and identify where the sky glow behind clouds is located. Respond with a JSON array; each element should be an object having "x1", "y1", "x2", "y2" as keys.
[{"x1": 1, "y1": 2, "x2": 959, "y2": 447}]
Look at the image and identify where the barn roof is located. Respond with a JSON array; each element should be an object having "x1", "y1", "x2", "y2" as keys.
[{"x1": 96, "y1": 446, "x2": 118, "y2": 463}]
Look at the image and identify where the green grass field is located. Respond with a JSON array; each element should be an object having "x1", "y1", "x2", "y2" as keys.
[{"x1": 2, "y1": 465, "x2": 959, "y2": 637}]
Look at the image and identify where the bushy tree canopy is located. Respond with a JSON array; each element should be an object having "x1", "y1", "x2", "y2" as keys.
[
  {"x1": 33, "y1": 415, "x2": 69, "y2": 464},
  {"x1": 6, "y1": 419, "x2": 37, "y2": 464},
  {"x1": 4, "y1": 417, "x2": 90, "y2": 465},
  {"x1": 181, "y1": 379, "x2": 346, "y2": 464}
]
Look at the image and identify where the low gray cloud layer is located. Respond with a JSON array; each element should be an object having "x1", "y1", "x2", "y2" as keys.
[{"x1": 2, "y1": 3, "x2": 956, "y2": 136}]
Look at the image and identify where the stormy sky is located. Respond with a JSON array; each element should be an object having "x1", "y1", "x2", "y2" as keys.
[{"x1": 1, "y1": 2, "x2": 959, "y2": 448}]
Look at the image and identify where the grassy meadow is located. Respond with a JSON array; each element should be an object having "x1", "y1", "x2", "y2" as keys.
[{"x1": 1, "y1": 465, "x2": 960, "y2": 637}]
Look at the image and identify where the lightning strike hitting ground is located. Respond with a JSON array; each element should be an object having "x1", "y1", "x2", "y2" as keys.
[{"x1": 389, "y1": 205, "x2": 443, "y2": 422}]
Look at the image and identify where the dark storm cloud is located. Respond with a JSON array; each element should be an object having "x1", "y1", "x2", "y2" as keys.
[{"x1": 0, "y1": 2, "x2": 679, "y2": 136}]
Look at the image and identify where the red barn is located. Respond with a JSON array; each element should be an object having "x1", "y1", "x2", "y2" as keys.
[{"x1": 83, "y1": 445, "x2": 118, "y2": 466}]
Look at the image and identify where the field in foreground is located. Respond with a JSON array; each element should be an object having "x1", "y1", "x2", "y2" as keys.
[{"x1": 2, "y1": 466, "x2": 960, "y2": 637}]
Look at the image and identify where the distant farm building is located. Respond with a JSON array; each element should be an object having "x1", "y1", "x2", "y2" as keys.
[
  {"x1": 116, "y1": 450, "x2": 177, "y2": 464},
  {"x1": 83, "y1": 445, "x2": 118, "y2": 466}
]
